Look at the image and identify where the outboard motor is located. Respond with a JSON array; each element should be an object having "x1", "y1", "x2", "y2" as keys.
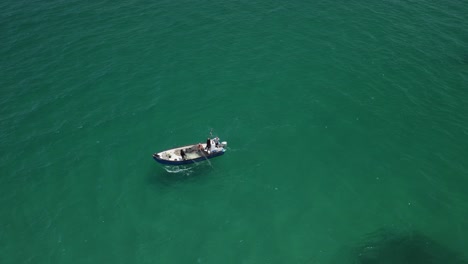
[{"x1": 221, "y1": 141, "x2": 227, "y2": 148}]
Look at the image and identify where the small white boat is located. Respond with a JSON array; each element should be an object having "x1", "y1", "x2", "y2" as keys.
[{"x1": 152, "y1": 137, "x2": 227, "y2": 165}]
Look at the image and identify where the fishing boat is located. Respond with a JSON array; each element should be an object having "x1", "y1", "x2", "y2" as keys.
[{"x1": 152, "y1": 137, "x2": 227, "y2": 165}]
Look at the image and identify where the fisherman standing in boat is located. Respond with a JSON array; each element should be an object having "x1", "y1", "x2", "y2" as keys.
[{"x1": 205, "y1": 138, "x2": 211, "y2": 151}]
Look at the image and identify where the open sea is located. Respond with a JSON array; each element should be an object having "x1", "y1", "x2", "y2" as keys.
[{"x1": 1, "y1": 0, "x2": 468, "y2": 263}]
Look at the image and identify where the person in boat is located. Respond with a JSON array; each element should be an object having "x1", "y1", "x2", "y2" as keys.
[
  {"x1": 180, "y1": 149, "x2": 186, "y2": 160},
  {"x1": 205, "y1": 138, "x2": 211, "y2": 151},
  {"x1": 214, "y1": 137, "x2": 220, "y2": 147}
]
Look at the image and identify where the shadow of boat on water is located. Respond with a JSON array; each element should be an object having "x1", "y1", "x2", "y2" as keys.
[{"x1": 147, "y1": 161, "x2": 216, "y2": 187}]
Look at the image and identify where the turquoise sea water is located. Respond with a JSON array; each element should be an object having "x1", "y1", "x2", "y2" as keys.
[{"x1": 1, "y1": 0, "x2": 468, "y2": 263}]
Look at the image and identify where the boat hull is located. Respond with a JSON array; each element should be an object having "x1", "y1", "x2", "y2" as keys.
[
  {"x1": 153, "y1": 150, "x2": 225, "y2": 165},
  {"x1": 152, "y1": 140, "x2": 227, "y2": 166}
]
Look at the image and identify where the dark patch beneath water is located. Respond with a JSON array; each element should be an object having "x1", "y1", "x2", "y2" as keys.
[{"x1": 333, "y1": 229, "x2": 467, "y2": 264}]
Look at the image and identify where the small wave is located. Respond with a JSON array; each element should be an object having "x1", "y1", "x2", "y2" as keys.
[{"x1": 163, "y1": 165, "x2": 194, "y2": 176}]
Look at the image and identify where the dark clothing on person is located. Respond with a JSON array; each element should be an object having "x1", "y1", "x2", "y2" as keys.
[
  {"x1": 180, "y1": 149, "x2": 186, "y2": 160},
  {"x1": 206, "y1": 138, "x2": 211, "y2": 150}
]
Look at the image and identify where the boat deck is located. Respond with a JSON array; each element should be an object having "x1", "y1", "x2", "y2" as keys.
[
  {"x1": 156, "y1": 143, "x2": 224, "y2": 162},
  {"x1": 153, "y1": 139, "x2": 227, "y2": 165}
]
